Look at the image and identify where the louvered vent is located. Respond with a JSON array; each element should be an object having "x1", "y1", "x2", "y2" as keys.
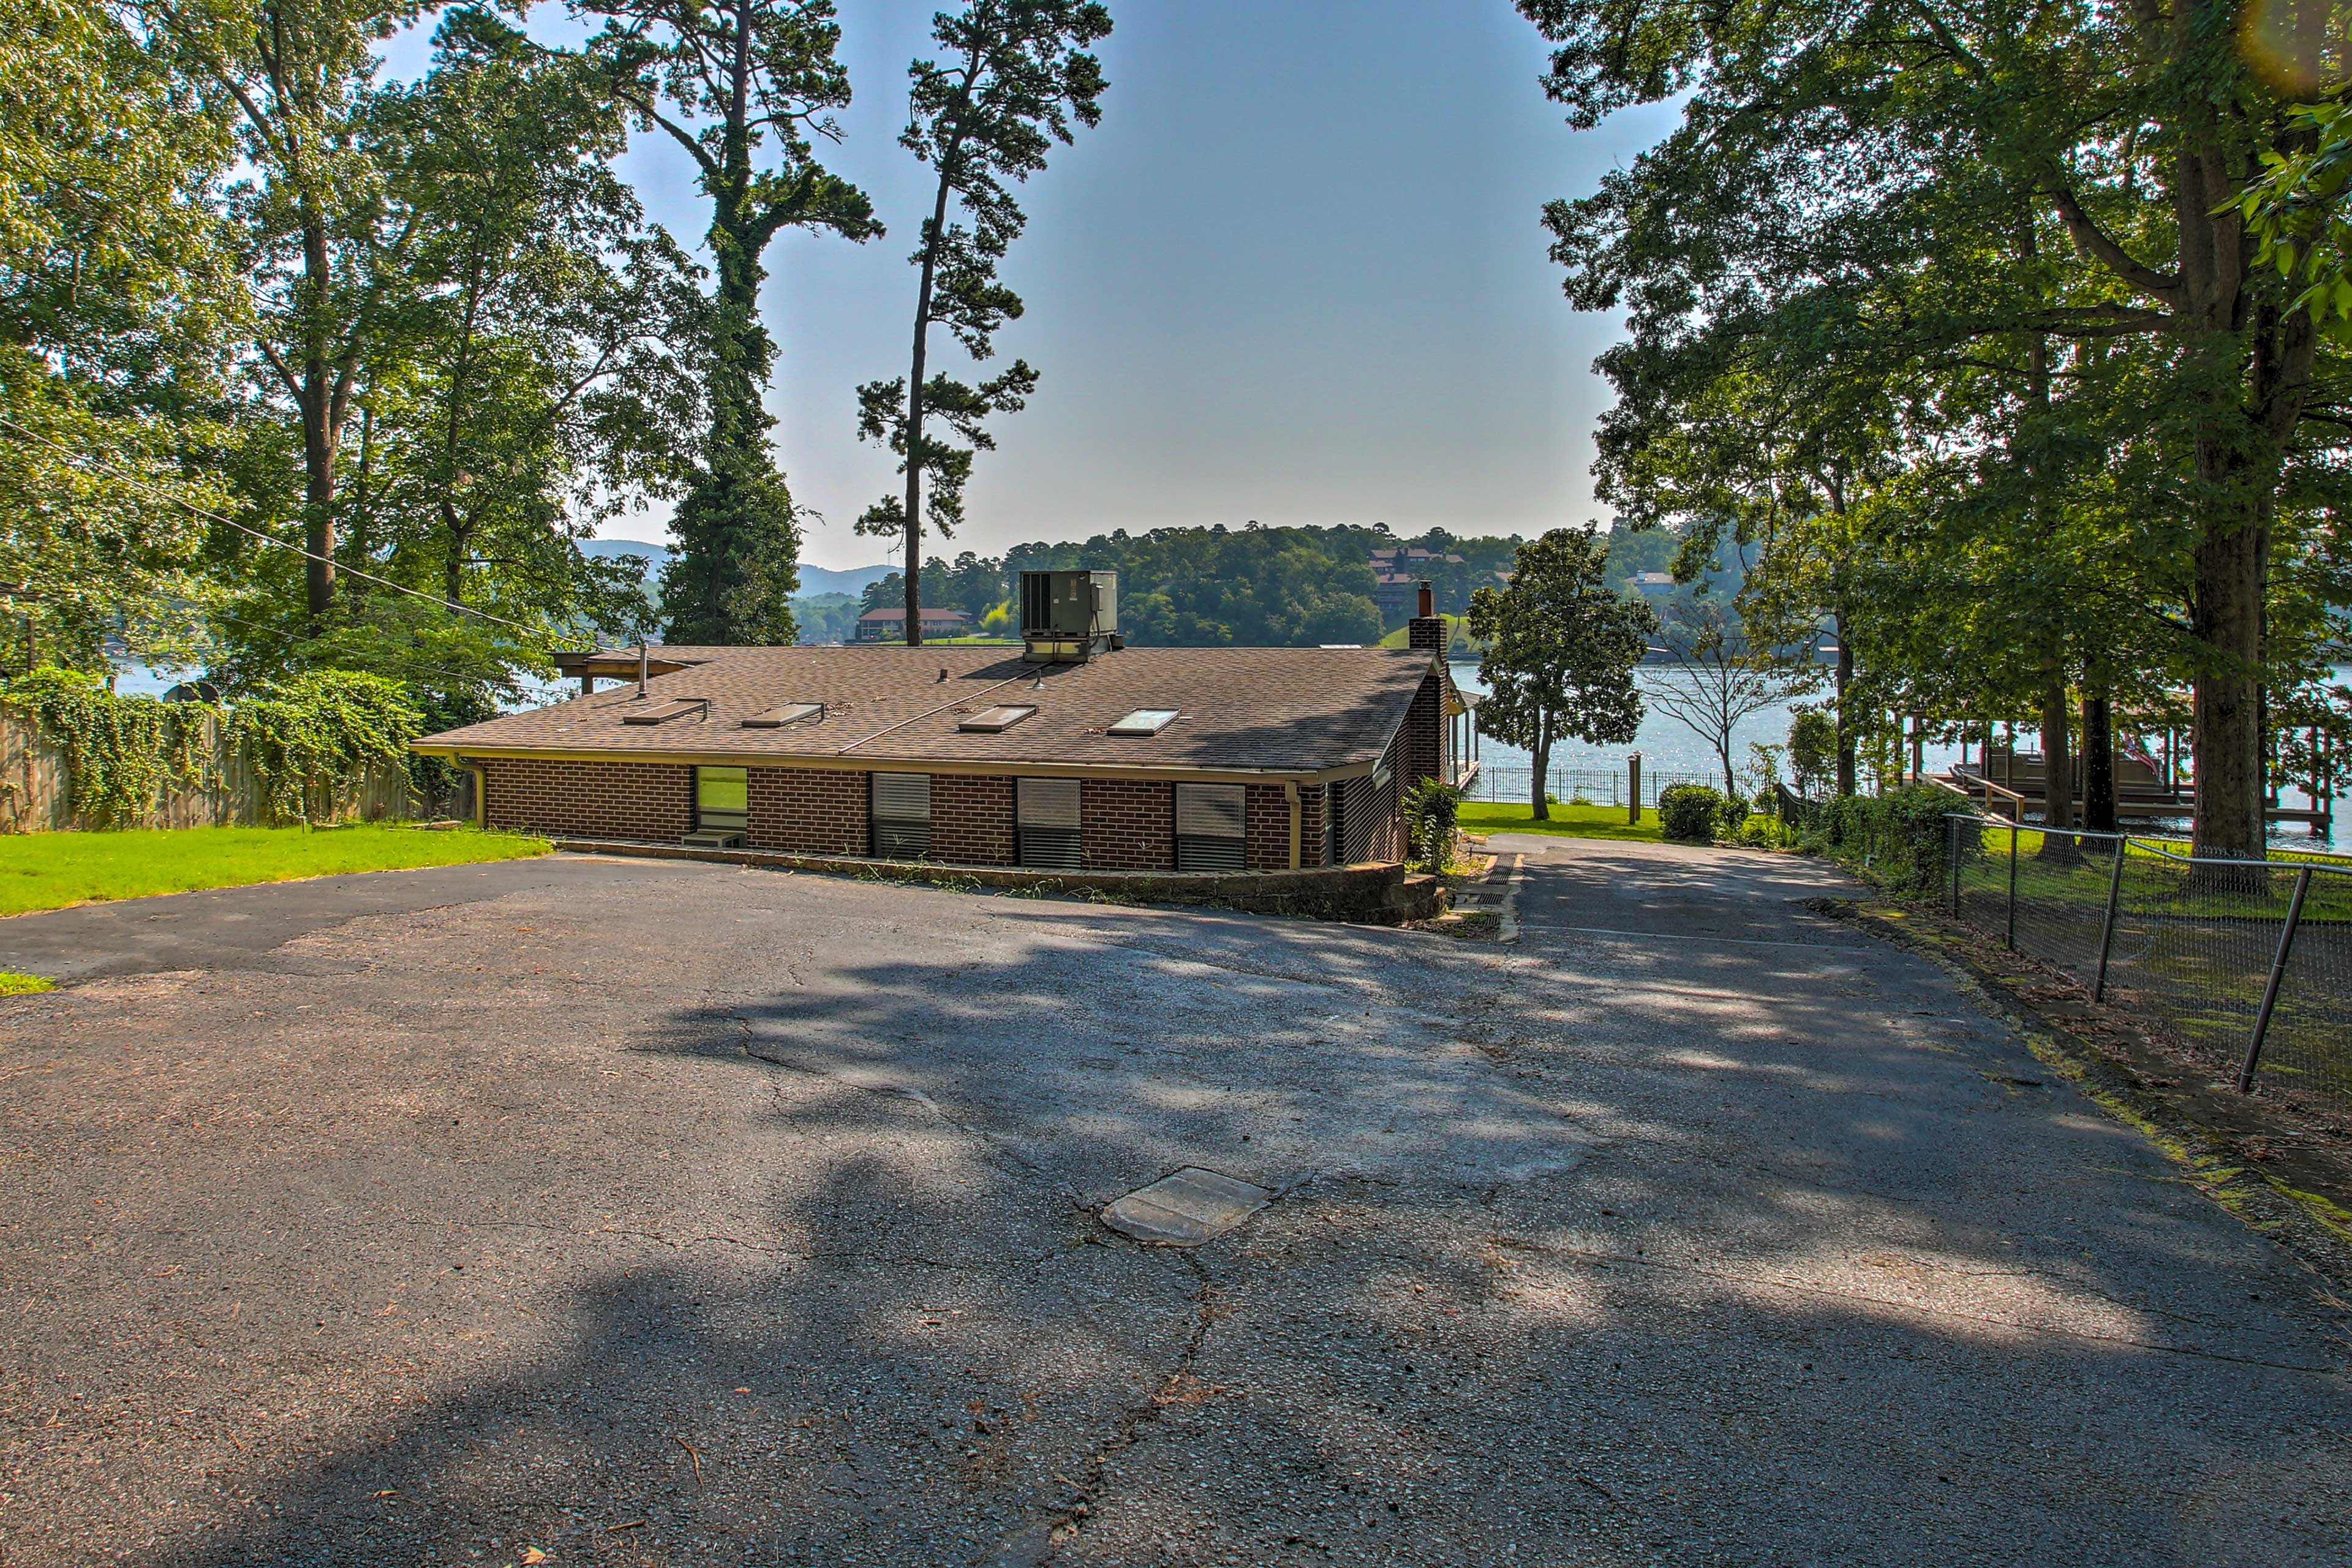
[
  {"x1": 1016, "y1": 777, "x2": 1082, "y2": 869},
  {"x1": 1175, "y1": 783, "x2": 1246, "y2": 873},
  {"x1": 870, "y1": 772, "x2": 931, "y2": 860}
]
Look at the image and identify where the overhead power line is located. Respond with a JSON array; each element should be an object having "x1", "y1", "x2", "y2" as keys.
[{"x1": 0, "y1": 413, "x2": 603, "y2": 650}]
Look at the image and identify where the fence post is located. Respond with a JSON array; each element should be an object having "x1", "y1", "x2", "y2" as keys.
[
  {"x1": 2236, "y1": 865, "x2": 2315, "y2": 1093},
  {"x1": 1950, "y1": 817, "x2": 1961, "y2": 916},
  {"x1": 2092, "y1": 836, "x2": 2128, "y2": 1003},
  {"x1": 2005, "y1": 822, "x2": 2019, "y2": 950}
]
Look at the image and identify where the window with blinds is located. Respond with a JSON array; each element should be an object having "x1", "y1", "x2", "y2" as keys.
[
  {"x1": 1016, "y1": 777, "x2": 1082, "y2": 869},
  {"x1": 870, "y1": 772, "x2": 931, "y2": 859},
  {"x1": 1174, "y1": 783, "x2": 1246, "y2": 873}
]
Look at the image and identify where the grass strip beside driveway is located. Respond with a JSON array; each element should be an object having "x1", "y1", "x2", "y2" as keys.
[
  {"x1": 1459, "y1": 801, "x2": 1664, "y2": 843},
  {"x1": 0, "y1": 823, "x2": 551, "y2": 916}
]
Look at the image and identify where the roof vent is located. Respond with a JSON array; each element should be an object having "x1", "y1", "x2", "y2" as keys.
[
  {"x1": 1108, "y1": 708, "x2": 1178, "y2": 737},
  {"x1": 958, "y1": 704, "x2": 1037, "y2": 733},
  {"x1": 620, "y1": 698, "x2": 710, "y2": 725},
  {"x1": 1019, "y1": 569, "x2": 1120, "y2": 663},
  {"x1": 743, "y1": 702, "x2": 824, "y2": 729}
]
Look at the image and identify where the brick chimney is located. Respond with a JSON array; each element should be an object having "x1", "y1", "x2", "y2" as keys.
[{"x1": 1407, "y1": 581, "x2": 1446, "y2": 654}]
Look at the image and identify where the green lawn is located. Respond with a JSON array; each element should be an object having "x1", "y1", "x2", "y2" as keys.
[
  {"x1": 1458, "y1": 801, "x2": 1665, "y2": 843},
  {"x1": 0, "y1": 823, "x2": 551, "y2": 918}
]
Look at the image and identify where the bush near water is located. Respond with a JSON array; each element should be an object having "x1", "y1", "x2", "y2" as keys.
[{"x1": 1659, "y1": 784, "x2": 1726, "y2": 843}]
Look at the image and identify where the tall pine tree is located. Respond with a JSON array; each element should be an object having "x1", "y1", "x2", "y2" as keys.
[{"x1": 586, "y1": 0, "x2": 878, "y2": 644}]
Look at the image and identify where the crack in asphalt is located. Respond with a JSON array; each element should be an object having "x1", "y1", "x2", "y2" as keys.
[
  {"x1": 985, "y1": 1249, "x2": 1226, "y2": 1567},
  {"x1": 728, "y1": 1015, "x2": 1065, "y2": 1196}
]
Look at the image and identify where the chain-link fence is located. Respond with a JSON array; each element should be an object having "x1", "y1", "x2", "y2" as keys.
[
  {"x1": 1470, "y1": 762, "x2": 1716, "y2": 809},
  {"x1": 1945, "y1": 815, "x2": 2352, "y2": 1110}
]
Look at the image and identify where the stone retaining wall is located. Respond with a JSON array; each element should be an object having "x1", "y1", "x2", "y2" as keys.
[{"x1": 548, "y1": 837, "x2": 1446, "y2": 924}]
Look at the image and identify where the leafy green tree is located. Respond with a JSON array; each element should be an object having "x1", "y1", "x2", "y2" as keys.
[
  {"x1": 1787, "y1": 709, "x2": 1839, "y2": 802},
  {"x1": 1466, "y1": 529, "x2": 1657, "y2": 820},
  {"x1": 1516, "y1": 0, "x2": 2351, "y2": 861},
  {"x1": 1006, "y1": 523, "x2": 1384, "y2": 645},
  {"x1": 138, "y1": 0, "x2": 440, "y2": 621},
  {"x1": 0, "y1": 0, "x2": 238, "y2": 671},
  {"x1": 583, "y1": 0, "x2": 879, "y2": 643},
  {"x1": 788, "y1": 590, "x2": 859, "y2": 643},
  {"x1": 209, "y1": 12, "x2": 682, "y2": 722},
  {"x1": 364, "y1": 11, "x2": 700, "y2": 617},
  {"x1": 853, "y1": 0, "x2": 1110, "y2": 644}
]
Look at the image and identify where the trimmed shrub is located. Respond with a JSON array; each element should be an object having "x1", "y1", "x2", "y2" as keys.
[
  {"x1": 1658, "y1": 783, "x2": 1724, "y2": 843},
  {"x1": 1806, "y1": 784, "x2": 1973, "y2": 895}
]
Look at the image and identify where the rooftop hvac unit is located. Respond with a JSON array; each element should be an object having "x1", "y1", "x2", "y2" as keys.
[{"x1": 1018, "y1": 569, "x2": 1119, "y2": 662}]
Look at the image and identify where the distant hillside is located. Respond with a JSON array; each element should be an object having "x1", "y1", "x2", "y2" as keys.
[
  {"x1": 797, "y1": 562, "x2": 896, "y2": 596},
  {"x1": 579, "y1": 540, "x2": 891, "y2": 600},
  {"x1": 580, "y1": 538, "x2": 670, "y2": 574}
]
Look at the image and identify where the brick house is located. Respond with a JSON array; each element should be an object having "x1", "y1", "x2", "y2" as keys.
[
  {"x1": 853, "y1": 605, "x2": 968, "y2": 641},
  {"x1": 414, "y1": 589, "x2": 1467, "y2": 874}
]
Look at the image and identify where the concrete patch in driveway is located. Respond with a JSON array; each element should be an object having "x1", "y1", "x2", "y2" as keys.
[{"x1": 1101, "y1": 1167, "x2": 1273, "y2": 1245}]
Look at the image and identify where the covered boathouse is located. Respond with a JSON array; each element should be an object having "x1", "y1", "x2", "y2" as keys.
[{"x1": 410, "y1": 573, "x2": 1470, "y2": 875}]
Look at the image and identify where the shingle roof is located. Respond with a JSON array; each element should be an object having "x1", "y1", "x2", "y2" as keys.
[{"x1": 419, "y1": 645, "x2": 1442, "y2": 775}]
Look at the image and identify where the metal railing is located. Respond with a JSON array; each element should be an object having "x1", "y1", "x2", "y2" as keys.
[
  {"x1": 1945, "y1": 815, "x2": 2352, "y2": 1110},
  {"x1": 1469, "y1": 763, "x2": 1715, "y2": 809}
]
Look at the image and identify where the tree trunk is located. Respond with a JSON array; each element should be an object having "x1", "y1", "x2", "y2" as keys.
[
  {"x1": 1531, "y1": 722, "x2": 1551, "y2": 821},
  {"x1": 2038, "y1": 667, "x2": 2078, "y2": 857},
  {"x1": 902, "y1": 138, "x2": 962, "y2": 648},
  {"x1": 2188, "y1": 505, "x2": 2269, "y2": 862},
  {"x1": 2082, "y1": 676, "x2": 2115, "y2": 834},
  {"x1": 300, "y1": 213, "x2": 336, "y2": 621},
  {"x1": 1833, "y1": 634, "x2": 1856, "y2": 797},
  {"x1": 443, "y1": 509, "x2": 469, "y2": 608}
]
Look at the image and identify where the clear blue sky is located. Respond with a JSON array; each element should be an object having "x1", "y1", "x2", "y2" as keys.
[{"x1": 390, "y1": 2, "x2": 1676, "y2": 569}]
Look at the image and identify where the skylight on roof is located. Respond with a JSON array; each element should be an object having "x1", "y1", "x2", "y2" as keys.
[
  {"x1": 958, "y1": 704, "x2": 1037, "y2": 733},
  {"x1": 743, "y1": 703, "x2": 824, "y2": 729},
  {"x1": 620, "y1": 698, "x2": 709, "y2": 726},
  {"x1": 1107, "y1": 708, "x2": 1178, "y2": 736}
]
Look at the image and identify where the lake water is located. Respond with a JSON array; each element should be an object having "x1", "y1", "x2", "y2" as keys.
[{"x1": 1450, "y1": 660, "x2": 2348, "y2": 844}]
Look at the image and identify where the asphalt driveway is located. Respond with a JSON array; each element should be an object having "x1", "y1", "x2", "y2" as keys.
[{"x1": 1, "y1": 842, "x2": 2344, "y2": 1566}]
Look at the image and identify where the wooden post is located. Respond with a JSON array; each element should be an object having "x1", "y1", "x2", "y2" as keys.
[{"x1": 1629, "y1": 753, "x2": 1643, "y2": 825}]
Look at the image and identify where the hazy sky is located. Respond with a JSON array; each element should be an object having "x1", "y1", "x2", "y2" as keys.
[{"x1": 391, "y1": 2, "x2": 1677, "y2": 569}]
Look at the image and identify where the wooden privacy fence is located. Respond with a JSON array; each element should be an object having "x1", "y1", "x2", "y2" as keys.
[{"x1": 0, "y1": 710, "x2": 419, "y2": 832}]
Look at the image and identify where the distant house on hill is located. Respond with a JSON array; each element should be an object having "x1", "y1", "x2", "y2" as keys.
[
  {"x1": 854, "y1": 606, "x2": 968, "y2": 642},
  {"x1": 1367, "y1": 548, "x2": 1466, "y2": 621}
]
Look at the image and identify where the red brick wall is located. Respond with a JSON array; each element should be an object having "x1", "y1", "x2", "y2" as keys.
[
  {"x1": 1245, "y1": 783, "x2": 1295, "y2": 871},
  {"x1": 747, "y1": 767, "x2": 868, "y2": 857},
  {"x1": 1081, "y1": 779, "x2": 1173, "y2": 870},
  {"x1": 1399, "y1": 666, "x2": 1445, "y2": 793},
  {"x1": 478, "y1": 759, "x2": 1344, "y2": 869},
  {"x1": 480, "y1": 758, "x2": 691, "y2": 840},
  {"x1": 1298, "y1": 783, "x2": 1328, "y2": 868},
  {"x1": 932, "y1": 775, "x2": 1015, "y2": 865}
]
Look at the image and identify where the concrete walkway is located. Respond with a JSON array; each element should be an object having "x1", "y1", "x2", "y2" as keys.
[{"x1": 0, "y1": 842, "x2": 2343, "y2": 1566}]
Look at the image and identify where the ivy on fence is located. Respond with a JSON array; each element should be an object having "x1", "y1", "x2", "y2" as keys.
[{"x1": 0, "y1": 668, "x2": 423, "y2": 828}]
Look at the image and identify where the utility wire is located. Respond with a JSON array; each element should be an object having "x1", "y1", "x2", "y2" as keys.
[
  {"x1": 2, "y1": 556, "x2": 582, "y2": 703},
  {"x1": 0, "y1": 412, "x2": 606, "y2": 650}
]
